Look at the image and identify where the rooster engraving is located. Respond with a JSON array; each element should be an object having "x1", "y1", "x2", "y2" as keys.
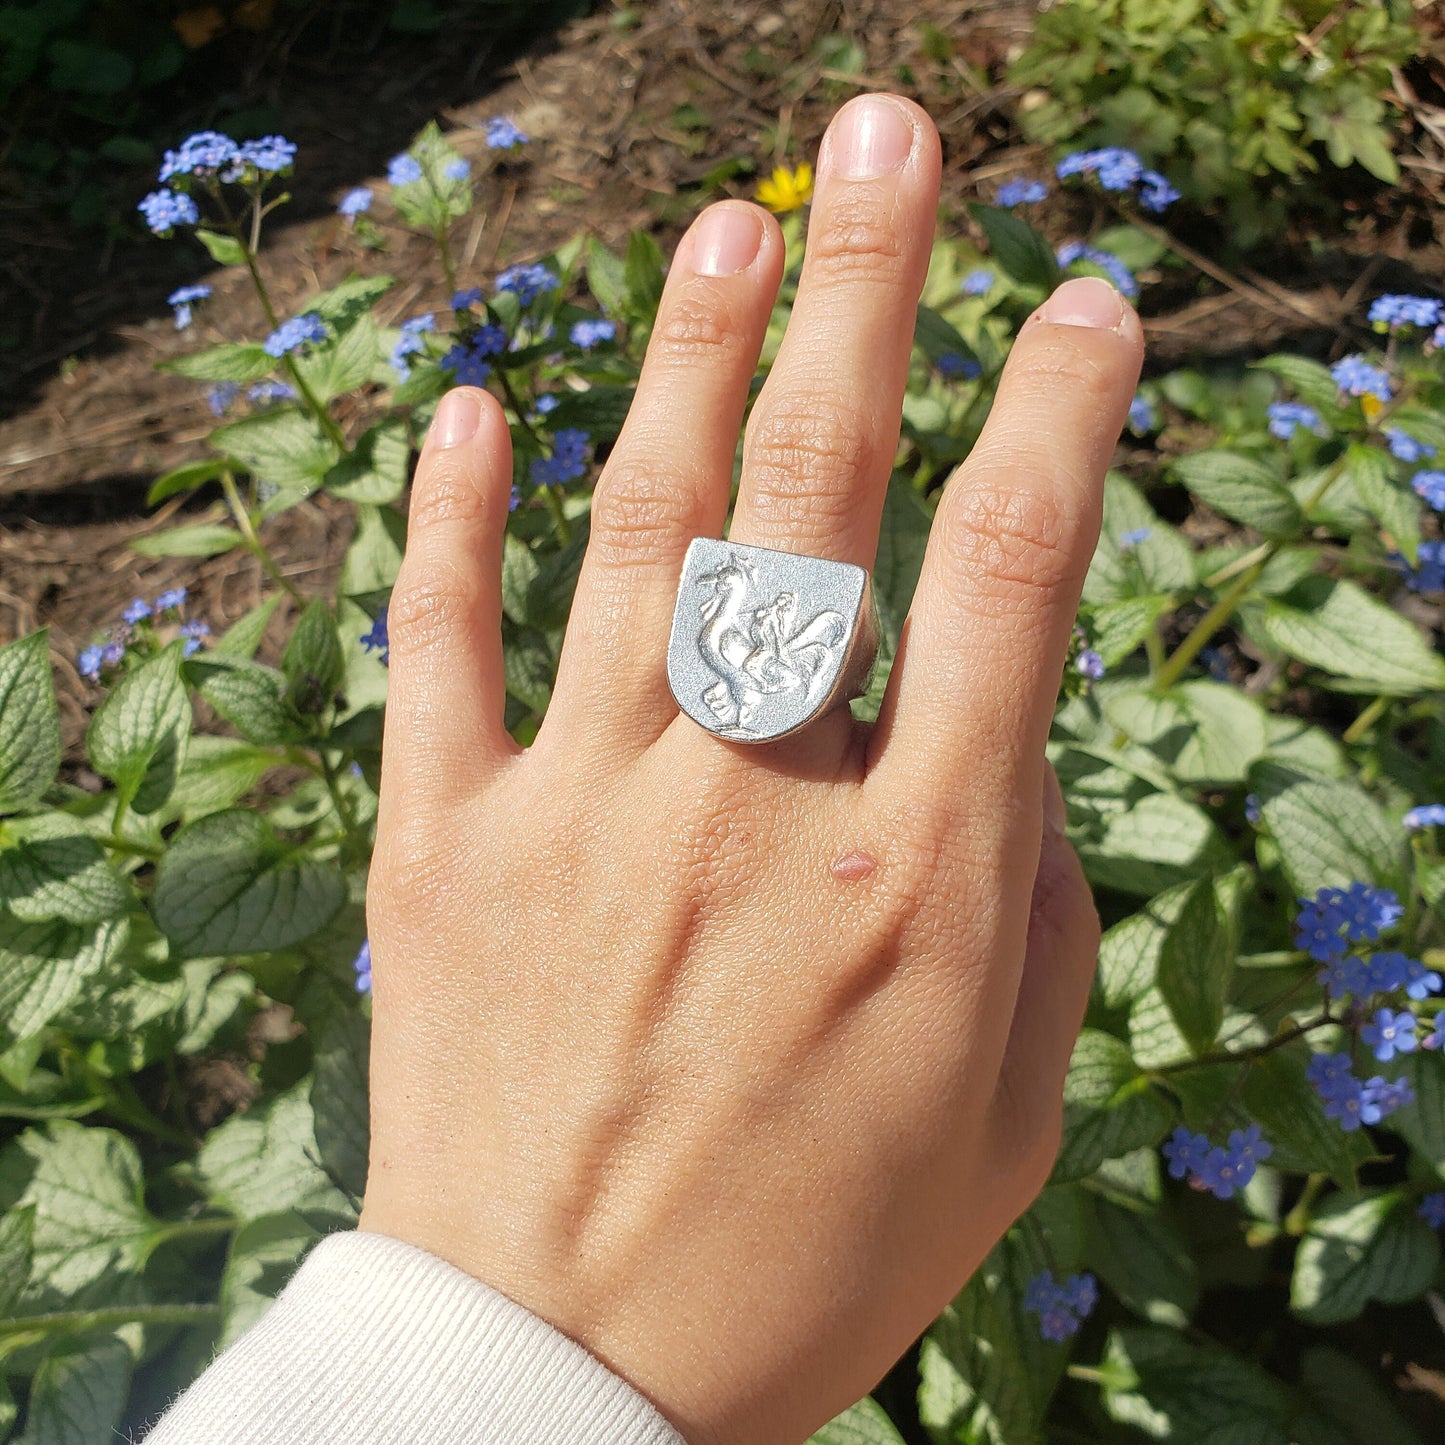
[{"x1": 695, "y1": 556, "x2": 848, "y2": 732}]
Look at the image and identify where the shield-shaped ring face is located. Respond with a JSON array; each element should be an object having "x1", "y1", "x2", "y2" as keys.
[{"x1": 667, "y1": 537, "x2": 878, "y2": 743}]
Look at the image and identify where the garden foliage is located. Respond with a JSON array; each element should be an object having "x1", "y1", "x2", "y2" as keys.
[
  {"x1": 1009, "y1": 0, "x2": 1419, "y2": 246},
  {"x1": 1, "y1": 90, "x2": 1444, "y2": 1445}
]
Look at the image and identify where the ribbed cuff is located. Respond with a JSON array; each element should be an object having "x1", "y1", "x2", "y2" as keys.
[{"x1": 143, "y1": 1229, "x2": 686, "y2": 1445}]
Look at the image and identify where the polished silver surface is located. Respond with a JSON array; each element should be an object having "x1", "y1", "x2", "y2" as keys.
[{"x1": 667, "y1": 537, "x2": 878, "y2": 743}]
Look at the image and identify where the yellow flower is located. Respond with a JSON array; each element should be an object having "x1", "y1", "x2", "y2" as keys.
[
  {"x1": 756, "y1": 163, "x2": 814, "y2": 214},
  {"x1": 1361, "y1": 393, "x2": 1385, "y2": 423}
]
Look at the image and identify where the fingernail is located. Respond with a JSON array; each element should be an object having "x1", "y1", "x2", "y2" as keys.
[
  {"x1": 432, "y1": 387, "x2": 481, "y2": 449},
  {"x1": 826, "y1": 95, "x2": 914, "y2": 180},
  {"x1": 694, "y1": 205, "x2": 764, "y2": 277},
  {"x1": 1043, "y1": 765, "x2": 1068, "y2": 836},
  {"x1": 1038, "y1": 276, "x2": 1125, "y2": 329}
]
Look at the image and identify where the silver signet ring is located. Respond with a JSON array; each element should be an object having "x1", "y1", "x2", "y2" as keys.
[{"x1": 667, "y1": 537, "x2": 879, "y2": 743}]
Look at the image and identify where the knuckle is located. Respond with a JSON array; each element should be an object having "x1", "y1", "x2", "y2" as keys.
[
  {"x1": 386, "y1": 565, "x2": 475, "y2": 655},
  {"x1": 936, "y1": 474, "x2": 1079, "y2": 602},
  {"x1": 588, "y1": 462, "x2": 704, "y2": 568},
  {"x1": 808, "y1": 191, "x2": 909, "y2": 286},
  {"x1": 410, "y1": 461, "x2": 489, "y2": 531},
  {"x1": 649, "y1": 285, "x2": 749, "y2": 365},
  {"x1": 743, "y1": 398, "x2": 876, "y2": 534}
]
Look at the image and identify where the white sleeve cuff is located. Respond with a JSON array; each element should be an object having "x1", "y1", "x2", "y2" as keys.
[{"x1": 143, "y1": 1229, "x2": 687, "y2": 1445}]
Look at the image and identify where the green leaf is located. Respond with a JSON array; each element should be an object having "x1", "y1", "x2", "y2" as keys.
[
  {"x1": 967, "y1": 202, "x2": 1058, "y2": 289},
  {"x1": 855, "y1": 474, "x2": 930, "y2": 722},
  {"x1": 1388, "y1": 1049, "x2": 1445, "y2": 1169},
  {"x1": 1054, "y1": 1029, "x2": 1175, "y2": 1182},
  {"x1": 1087, "y1": 1196, "x2": 1197, "y2": 1328},
  {"x1": 1099, "y1": 1326, "x2": 1292, "y2": 1443},
  {"x1": 0, "y1": 1204, "x2": 34, "y2": 1313},
  {"x1": 146, "y1": 457, "x2": 228, "y2": 507},
  {"x1": 0, "y1": 916, "x2": 129, "y2": 1048},
  {"x1": 586, "y1": 238, "x2": 628, "y2": 318},
  {"x1": 14, "y1": 1333, "x2": 130, "y2": 1445},
  {"x1": 1097, "y1": 879, "x2": 1195, "y2": 1008},
  {"x1": 623, "y1": 230, "x2": 666, "y2": 324},
  {"x1": 325, "y1": 417, "x2": 409, "y2": 504},
  {"x1": 166, "y1": 735, "x2": 279, "y2": 822},
  {"x1": 282, "y1": 600, "x2": 344, "y2": 715},
  {"x1": 1253, "y1": 355, "x2": 1343, "y2": 413},
  {"x1": 1157, "y1": 876, "x2": 1231, "y2": 1055},
  {"x1": 0, "y1": 833, "x2": 132, "y2": 924},
  {"x1": 307, "y1": 274, "x2": 395, "y2": 331},
  {"x1": 85, "y1": 644, "x2": 190, "y2": 813},
  {"x1": 213, "y1": 595, "x2": 284, "y2": 661},
  {"x1": 213, "y1": 410, "x2": 341, "y2": 490},
  {"x1": 807, "y1": 1397, "x2": 907, "y2": 1445},
  {"x1": 218, "y1": 1212, "x2": 320, "y2": 1348},
  {"x1": 311, "y1": 1009, "x2": 369, "y2": 1204},
  {"x1": 131, "y1": 521, "x2": 244, "y2": 559},
  {"x1": 919, "y1": 1270, "x2": 1044, "y2": 1445},
  {"x1": 195, "y1": 660, "x2": 307, "y2": 746},
  {"x1": 339, "y1": 504, "x2": 406, "y2": 603},
  {"x1": 300, "y1": 313, "x2": 382, "y2": 403},
  {"x1": 0, "y1": 632, "x2": 60, "y2": 814},
  {"x1": 1344, "y1": 443, "x2": 1419, "y2": 563},
  {"x1": 1295, "y1": 1346, "x2": 1424, "y2": 1445},
  {"x1": 0, "y1": 1122, "x2": 159, "y2": 1301},
  {"x1": 1084, "y1": 474, "x2": 1194, "y2": 604},
  {"x1": 503, "y1": 622, "x2": 555, "y2": 715},
  {"x1": 160, "y1": 343, "x2": 274, "y2": 383},
  {"x1": 1240, "y1": 1051, "x2": 1366, "y2": 1191},
  {"x1": 196, "y1": 1084, "x2": 351, "y2": 1223},
  {"x1": 1170, "y1": 450, "x2": 1302, "y2": 537},
  {"x1": 1291, "y1": 1191, "x2": 1439, "y2": 1324},
  {"x1": 1084, "y1": 595, "x2": 1174, "y2": 668},
  {"x1": 1103, "y1": 680, "x2": 1268, "y2": 786},
  {"x1": 1251, "y1": 765, "x2": 1404, "y2": 895},
  {"x1": 194, "y1": 227, "x2": 246, "y2": 266},
  {"x1": 544, "y1": 385, "x2": 635, "y2": 443},
  {"x1": 1259, "y1": 577, "x2": 1445, "y2": 694},
  {"x1": 150, "y1": 810, "x2": 346, "y2": 958},
  {"x1": 1078, "y1": 792, "x2": 1231, "y2": 896},
  {"x1": 913, "y1": 304, "x2": 977, "y2": 369}
]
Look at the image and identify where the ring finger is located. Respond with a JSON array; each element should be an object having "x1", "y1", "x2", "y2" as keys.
[{"x1": 729, "y1": 94, "x2": 941, "y2": 567}]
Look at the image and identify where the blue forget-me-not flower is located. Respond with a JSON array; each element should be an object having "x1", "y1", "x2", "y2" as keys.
[{"x1": 263, "y1": 313, "x2": 329, "y2": 358}]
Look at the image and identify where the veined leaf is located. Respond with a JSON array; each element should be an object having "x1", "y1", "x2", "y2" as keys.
[
  {"x1": 85, "y1": 643, "x2": 190, "y2": 813},
  {"x1": 1240, "y1": 1050, "x2": 1368, "y2": 1190},
  {"x1": 1054, "y1": 1030, "x2": 1175, "y2": 1182},
  {"x1": 0, "y1": 633, "x2": 61, "y2": 815},
  {"x1": 967, "y1": 201, "x2": 1057, "y2": 289},
  {"x1": 807, "y1": 1398, "x2": 907, "y2": 1445},
  {"x1": 160, "y1": 342, "x2": 274, "y2": 383},
  {"x1": 0, "y1": 833, "x2": 132, "y2": 924},
  {"x1": 0, "y1": 915, "x2": 130, "y2": 1048},
  {"x1": 1157, "y1": 875, "x2": 1232, "y2": 1056},
  {"x1": 13, "y1": 1333, "x2": 131, "y2": 1445},
  {"x1": 131, "y1": 521, "x2": 243, "y2": 559},
  {"x1": 1171, "y1": 449, "x2": 1302, "y2": 537},
  {"x1": 213, "y1": 409, "x2": 341, "y2": 490}
]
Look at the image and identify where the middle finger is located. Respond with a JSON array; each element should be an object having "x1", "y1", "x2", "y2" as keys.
[{"x1": 729, "y1": 94, "x2": 941, "y2": 565}]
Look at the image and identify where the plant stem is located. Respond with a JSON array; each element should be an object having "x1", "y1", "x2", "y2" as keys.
[
  {"x1": 0, "y1": 1302, "x2": 221, "y2": 1340},
  {"x1": 1283, "y1": 1173, "x2": 1327, "y2": 1237},
  {"x1": 540, "y1": 484, "x2": 571, "y2": 546},
  {"x1": 1155, "y1": 456, "x2": 1348, "y2": 692},
  {"x1": 1342, "y1": 693, "x2": 1391, "y2": 745},
  {"x1": 433, "y1": 221, "x2": 459, "y2": 296},
  {"x1": 283, "y1": 356, "x2": 351, "y2": 454},
  {"x1": 99, "y1": 1076, "x2": 194, "y2": 1148},
  {"x1": 495, "y1": 365, "x2": 543, "y2": 449},
  {"x1": 219, "y1": 471, "x2": 305, "y2": 605},
  {"x1": 318, "y1": 752, "x2": 364, "y2": 857},
  {"x1": 148, "y1": 1216, "x2": 237, "y2": 1247},
  {"x1": 1152, "y1": 1013, "x2": 1336, "y2": 1075},
  {"x1": 99, "y1": 833, "x2": 160, "y2": 862}
]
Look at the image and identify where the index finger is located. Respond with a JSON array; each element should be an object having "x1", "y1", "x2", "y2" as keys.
[{"x1": 868, "y1": 277, "x2": 1144, "y2": 833}]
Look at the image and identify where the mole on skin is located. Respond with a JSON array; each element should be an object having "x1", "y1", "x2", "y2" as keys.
[{"x1": 831, "y1": 850, "x2": 878, "y2": 883}]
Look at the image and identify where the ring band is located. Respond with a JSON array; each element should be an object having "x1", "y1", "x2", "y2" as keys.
[{"x1": 667, "y1": 537, "x2": 879, "y2": 743}]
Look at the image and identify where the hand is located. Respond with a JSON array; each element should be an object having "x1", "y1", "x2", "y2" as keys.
[{"x1": 359, "y1": 94, "x2": 1143, "y2": 1445}]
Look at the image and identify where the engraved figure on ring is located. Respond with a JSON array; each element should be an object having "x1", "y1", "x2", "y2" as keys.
[{"x1": 694, "y1": 555, "x2": 848, "y2": 732}]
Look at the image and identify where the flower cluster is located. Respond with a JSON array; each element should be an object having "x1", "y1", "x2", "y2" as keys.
[
  {"x1": 391, "y1": 314, "x2": 436, "y2": 380},
  {"x1": 78, "y1": 588, "x2": 205, "y2": 679},
  {"x1": 388, "y1": 153, "x2": 423, "y2": 186},
  {"x1": 1164, "y1": 1125, "x2": 1272, "y2": 1200},
  {"x1": 1023, "y1": 1270, "x2": 1097, "y2": 1342},
  {"x1": 1421, "y1": 1193, "x2": 1445, "y2": 1229},
  {"x1": 484, "y1": 116, "x2": 529, "y2": 150},
  {"x1": 961, "y1": 268, "x2": 994, "y2": 296},
  {"x1": 1055, "y1": 241, "x2": 1138, "y2": 298},
  {"x1": 496, "y1": 263, "x2": 560, "y2": 307},
  {"x1": 1127, "y1": 396, "x2": 1155, "y2": 434},
  {"x1": 1306, "y1": 1053, "x2": 1414, "y2": 1132},
  {"x1": 569, "y1": 318, "x2": 617, "y2": 349},
  {"x1": 996, "y1": 178, "x2": 1048, "y2": 208},
  {"x1": 167, "y1": 284, "x2": 211, "y2": 330},
  {"x1": 1329, "y1": 355, "x2": 1393, "y2": 402},
  {"x1": 935, "y1": 352, "x2": 981, "y2": 381},
  {"x1": 441, "y1": 323, "x2": 508, "y2": 386},
  {"x1": 1403, "y1": 540, "x2": 1445, "y2": 593},
  {"x1": 1055, "y1": 147, "x2": 1179, "y2": 212},
  {"x1": 1404, "y1": 803, "x2": 1445, "y2": 830},
  {"x1": 263, "y1": 313, "x2": 329, "y2": 358},
  {"x1": 1292, "y1": 883, "x2": 1402, "y2": 963},
  {"x1": 138, "y1": 189, "x2": 199, "y2": 236},
  {"x1": 529, "y1": 428, "x2": 591, "y2": 487},
  {"x1": 1384, "y1": 428, "x2": 1435, "y2": 464},
  {"x1": 1318, "y1": 950, "x2": 1442, "y2": 1007},
  {"x1": 338, "y1": 186, "x2": 373, "y2": 219},
  {"x1": 1266, "y1": 401, "x2": 1326, "y2": 440},
  {"x1": 353, "y1": 940, "x2": 373, "y2": 994},
  {"x1": 140, "y1": 129, "x2": 294, "y2": 236},
  {"x1": 1411, "y1": 470, "x2": 1445, "y2": 510},
  {"x1": 360, "y1": 608, "x2": 389, "y2": 667},
  {"x1": 1367, "y1": 293, "x2": 1442, "y2": 332}
]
